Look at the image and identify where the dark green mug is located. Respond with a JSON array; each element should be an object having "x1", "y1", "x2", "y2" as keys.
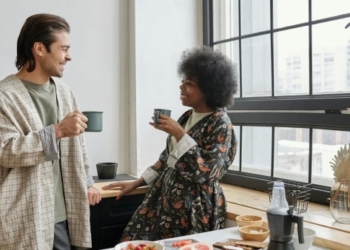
[
  {"x1": 154, "y1": 109, "x2": 171, "y2": 124},
  {"x1": 82, "y1": 111, "x2": 103, "y2": 132}
]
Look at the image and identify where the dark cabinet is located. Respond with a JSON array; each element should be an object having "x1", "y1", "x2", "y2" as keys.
[{"x1": 90, "y1": 194, "x2": 145, "y2": 250}]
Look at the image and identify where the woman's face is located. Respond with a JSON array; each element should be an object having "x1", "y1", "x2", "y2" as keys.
[{"x1": 180, "y1": 76, "x2": 212, "y2": 112}]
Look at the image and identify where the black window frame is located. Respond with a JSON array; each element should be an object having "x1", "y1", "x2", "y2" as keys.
[{"x1": 203, "y1": 0, "x2": 350, "y2": 205}]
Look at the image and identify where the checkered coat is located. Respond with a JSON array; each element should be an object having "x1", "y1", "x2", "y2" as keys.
[{"x1": 0, "y1": 75, "x2": 91, "y2": 249}]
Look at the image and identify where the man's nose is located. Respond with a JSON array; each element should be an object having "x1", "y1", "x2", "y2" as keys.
[{"x1": 66, "y1": 53, "x2": 72, "y2": 61}]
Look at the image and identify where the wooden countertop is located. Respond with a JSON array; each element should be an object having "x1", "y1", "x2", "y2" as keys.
[
  {"x1": 93, "y1": 180, "x2": 350, "y2": 249},
  {"x1": 93, "y1": 180, "x2": 149, "y2": 198},
  {"x1": 220, "y1": 183, "x2": 350, "y2": 250}
]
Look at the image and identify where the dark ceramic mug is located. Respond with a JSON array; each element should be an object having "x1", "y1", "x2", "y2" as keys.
[
  {"x1": 96, "y1": 162, "x2": 118, "y2": 179},
  {"x1": 154, "y1": 109, "x2": 171, "y2": 124},
  {"x1": 82, "y1": 111, "x2": 103, "y2": 132}
]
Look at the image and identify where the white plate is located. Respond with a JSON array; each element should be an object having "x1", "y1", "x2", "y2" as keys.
[
  {"x1": 115, "y1": 241, "x2": 164, "y2": 250},
  {"x1": 158, "y1": 239, "x2": 198, "y2": 250}
]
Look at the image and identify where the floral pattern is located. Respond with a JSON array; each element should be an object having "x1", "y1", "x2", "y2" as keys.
[{"x1": 120, "y1": 108, "x2": 237, "y2": 241}]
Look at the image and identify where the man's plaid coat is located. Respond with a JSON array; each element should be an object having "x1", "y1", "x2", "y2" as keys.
[{"x1": 0, "y1": 75, "x2": 92, "y2": 249}]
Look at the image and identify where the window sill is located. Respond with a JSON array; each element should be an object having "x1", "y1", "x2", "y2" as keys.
[{"x1": 221, "y1": 183, "x2": 350, "y2": 250}]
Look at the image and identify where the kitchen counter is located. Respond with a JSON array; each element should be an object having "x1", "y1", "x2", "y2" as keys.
[
  {"x1": 93, "y1": 178, "x2": 350, "y2": 250},
  {"x1": 103, "y1": 227, "x2": 328, "y2": 250},
  {"x1": 93, "y1": 180, "x2": 149, "y2": 198}
]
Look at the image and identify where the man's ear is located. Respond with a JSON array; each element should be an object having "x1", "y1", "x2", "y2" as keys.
[{"x1": 32, "y1": 42, "x2": 46, "y2": 57}]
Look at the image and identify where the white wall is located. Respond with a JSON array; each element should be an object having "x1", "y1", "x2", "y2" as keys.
[
  {"x1": 130, "y1": 0, "x2": 203, "y2": 176},
  {"x1": 0, "y1": 0, "x2": 202, "y2": 177},
  {"x1": 0, "y1": 0, "x2": 129, "y2": 176}
]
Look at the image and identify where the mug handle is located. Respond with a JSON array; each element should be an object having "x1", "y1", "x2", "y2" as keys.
[{"x1": 154, "y1": 111, "x2": 160, "y2": 124}]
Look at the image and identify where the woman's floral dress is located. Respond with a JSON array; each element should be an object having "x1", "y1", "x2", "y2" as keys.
[{"x1": 120, "y1": 108, "x2": 237, "y2": 241}]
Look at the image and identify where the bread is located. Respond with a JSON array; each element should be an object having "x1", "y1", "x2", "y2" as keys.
[
  {"x1": 235, "y1": 241, "x2": 268, "y2": 249},
  {"x1": 213, "y1": 240, "x2": 268, "y2": 250}
]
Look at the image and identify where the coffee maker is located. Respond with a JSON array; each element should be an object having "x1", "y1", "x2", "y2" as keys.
[{"x1": 267, "y1": 206, "x2": 304, "y2": 250}]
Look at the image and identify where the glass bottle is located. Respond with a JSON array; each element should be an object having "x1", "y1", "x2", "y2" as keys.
[
  {"x1": 269, "y1": 181, "x2": 289, "y2": 209},
  {"x1": 330, "y1": 179, "x2": 350, "y2": 224}
]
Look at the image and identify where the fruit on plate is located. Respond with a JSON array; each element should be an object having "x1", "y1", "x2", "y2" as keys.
[
  {"x1": 179, "y1": 242, "x2": 213, "y2": 250},
  {"x1": 122, "y1": 243, "x2": 157, "y2": 250},
  {"x1": 172, "y1": 240, "x2": 193, "y2": 247}
]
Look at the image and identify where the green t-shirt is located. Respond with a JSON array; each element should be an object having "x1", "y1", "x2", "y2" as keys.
[{"x1": 22, "y1": 79, "x2": 67, "y2": 223}]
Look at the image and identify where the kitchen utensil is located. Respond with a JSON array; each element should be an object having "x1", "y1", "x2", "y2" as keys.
[
  {"x1": 96, "y1": 162, "x2": 118, "y2": 179},
  {"x1": 267, "y1": 206, "x2": 304, "y2": 250},
  {"x1": 153, "y1": 109, "x2": 171, "y2": 124},
  {"x1": 292, "y1": 228, "x2": 316, "y2": 250},
  {"x1": 82, "y1": 111, "x2": 103, "y2": 132}
]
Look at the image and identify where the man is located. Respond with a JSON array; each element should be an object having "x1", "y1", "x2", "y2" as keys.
[{"x1": 0, "y1": 14, "x2": 101, "y2": 250}]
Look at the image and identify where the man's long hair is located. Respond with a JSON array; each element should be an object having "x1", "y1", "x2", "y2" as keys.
[{"x1": 16, "y1": 13, "x2": 70, "y2": 72}]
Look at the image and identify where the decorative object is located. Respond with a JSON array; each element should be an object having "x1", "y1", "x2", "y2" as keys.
[{"x1": 329, "y1": 144, "x2": 350, "y2": 224}]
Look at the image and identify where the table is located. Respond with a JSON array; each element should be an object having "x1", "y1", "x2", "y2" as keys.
[{"x1": 103, "y1": 227, "x2": 329, "y2": 250}]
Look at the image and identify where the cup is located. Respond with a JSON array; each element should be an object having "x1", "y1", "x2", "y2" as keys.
[
  {"x1": 292, "y1": 228, "x2": 316, "y2": 250},
  {"x1": 153, "y1": 109, "x2": 171, "y2": 124},
  {"x1": 96, "y1": 162, "x2": 118, "y2": 179},
  {"x1": 82, "y1": 111, "x2": 103, "y2": 132}
]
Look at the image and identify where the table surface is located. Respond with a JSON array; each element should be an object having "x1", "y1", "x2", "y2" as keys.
[{"x1": 103, "y1": 227, "x2": 329, "y2": 250}]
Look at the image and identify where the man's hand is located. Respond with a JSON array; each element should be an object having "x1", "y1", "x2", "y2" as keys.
[
  {"x1": 88, "y1": 186, "x2": 101, "y2": 206},
  {"x1": 54, "y1": 110, "x2": 88, "y2": 139}
]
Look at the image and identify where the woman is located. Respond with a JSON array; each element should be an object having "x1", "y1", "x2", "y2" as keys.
[{"x1": 103, "y1": 46, "x2": 238, "y2": 241}]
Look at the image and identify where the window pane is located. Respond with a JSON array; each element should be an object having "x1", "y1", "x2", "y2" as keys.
[
  {"x1": 273, "y1": 0, "x2": 308, "y2": 28},
  {"x1": 241, "y1": 0, "x2": 270, "y2": 36},
  {"x1": 312, "y1": 129, "x2": 350, "y2": 187},
  {"x1": 242, "y1": 126, "x2": 272, "y2": 176},
  {"x1": 214, "y1": 41, "x2": 240, "y2": 97},
  {"x1": 230, "y1": 125, "x2": 240, "y2": 170},
  {"x1": 312, "y1": 18, "x2": 350, "y2": 94},
  {"x1": 242, "y1": 34, "x2": 272, "y2": 97},
  {"x1": 274, "y1": 27, "x2": 309, "y2": 96},
  {"x1": 274, "y1": 127, "x2": 309, "y2": 182},
  {"x1": 213, "y1": 0, "x2": 239, "y2": 41},
  {"x1": 312, "y1": 0, "x2": 350, "y2": 20}
]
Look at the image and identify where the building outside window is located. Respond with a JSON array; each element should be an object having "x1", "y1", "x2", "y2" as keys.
[{"x1": 204, "y1": 0, "x2": 350, "y2": 204}]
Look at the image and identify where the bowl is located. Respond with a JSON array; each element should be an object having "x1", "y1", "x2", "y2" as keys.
[
  {"x1": 115, "y1": 241, "x2": 164, "y2": 250},
  {"x1": 239, "y1": 225, "x2": 270, "y2": 242},
  {"x1": 96, "y1": 162, "x2": 118, "y2": 179},
  {"x1": 292, "y1": 228, "x2": 316, "y2": 250},
  {"x1": 235, "y1": 215, "x2": 264, "y2": 228}
]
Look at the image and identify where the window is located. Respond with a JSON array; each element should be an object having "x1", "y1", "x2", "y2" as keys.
[{"x1": 203, "y1": 0, "x2": 350, "y2": 205}]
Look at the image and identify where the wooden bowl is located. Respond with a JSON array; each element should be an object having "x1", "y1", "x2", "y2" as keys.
[
  {"x1": 235, "y1": 215, "x2": 263, "y2": 228},
  {"x1": 239, "y1": 225, "x2": 270, "y2": 242}
]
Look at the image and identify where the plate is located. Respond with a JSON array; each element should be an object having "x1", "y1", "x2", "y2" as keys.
[
  {"x1": 157, "y1": 239, "x2": 198, "y2": 250},
  {"x1": 115, "y1": 240, "x2": 165, "y2": 250}
]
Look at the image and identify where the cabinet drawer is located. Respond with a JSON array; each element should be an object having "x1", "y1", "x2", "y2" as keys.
[
  {"x1": 100, "y1": 194, "x2": 145, "y2": 226},
  {"x1": 99, "y1": 223, "x2": 127, "y2": 249}
]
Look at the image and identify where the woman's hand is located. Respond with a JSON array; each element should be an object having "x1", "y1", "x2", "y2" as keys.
[
  {"x1": 102, "y1": 178, "x2": 146, "y2": 200},
  {"x1": 102, "y1": 181, "x2": 137, "y2": 200},
  {"x1": 150, "y1": 114, "x2": 185, "y2": 141}
]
